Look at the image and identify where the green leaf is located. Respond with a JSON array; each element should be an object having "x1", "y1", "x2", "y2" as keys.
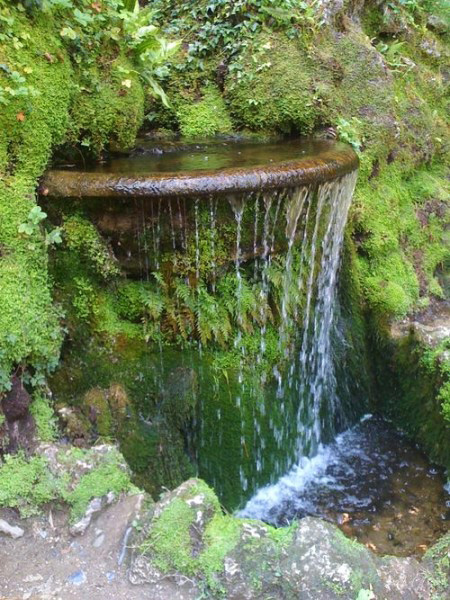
[{"x1": 122, "y1": 0, "x2": 139, "y2": 12}]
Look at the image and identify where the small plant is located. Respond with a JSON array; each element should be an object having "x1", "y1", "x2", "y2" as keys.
[
  {"x1": 375, "y1": 40, "x2": 413, "y2": 72},
  {"x1": 336, "y1": 117, "x2": 363, "y2": 152},
  {"x1": 18, "y1": 205, "x2": 46, "y2": 236},
  {"x1": 18, "y1": 205, "x2": 62, "y2": 246}
]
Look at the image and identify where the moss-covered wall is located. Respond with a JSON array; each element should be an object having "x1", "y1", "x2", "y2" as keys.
[{"x1": 0, "y1": 3, "x2": 145, "y2": 390}]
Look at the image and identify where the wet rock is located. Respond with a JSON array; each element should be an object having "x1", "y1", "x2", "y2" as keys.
[
  {"x1": 70, "y1": 497, "x2": 104, "y2": 536},
  {"x1": 0, "y1": 375, "x2": 36, "y2": 454},
  {"x1": 57, "y1": 405, "x2": 92, "y2": 443},
  {"x1": 390, "y1": 302, "x2": 450, "y2": 348},
  {"x1": 0, "y1": 518, "x2": 24, "y2": 539}
]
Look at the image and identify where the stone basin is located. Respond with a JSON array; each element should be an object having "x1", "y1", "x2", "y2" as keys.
[{"x1": 41, "y1": 139, "x2": 358, "y2": 199}]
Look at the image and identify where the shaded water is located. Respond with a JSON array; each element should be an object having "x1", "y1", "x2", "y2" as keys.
[{"x1": 86, "y1": 139, "x2": 346, "y2": 174}]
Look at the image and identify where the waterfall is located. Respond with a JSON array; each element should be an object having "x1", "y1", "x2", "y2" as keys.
[
  {"x1": 128, "y1": 162, "x2": 358, "y2": 510},
  {"x1": 194, "y1": 170, "x2": 359, "y2": 509},
  {"x1": 238, "y1": 170, "x2": 358, "y2": 515}
]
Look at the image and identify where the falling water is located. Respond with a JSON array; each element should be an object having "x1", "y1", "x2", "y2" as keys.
[{"x1": 237, "y1": 170, "x2": 359, "y2": 514}]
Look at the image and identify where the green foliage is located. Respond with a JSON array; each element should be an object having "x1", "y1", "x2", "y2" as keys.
[
  {"x1": 0, "y1": 453, "x2": 61, "y2": 517},
  {"x1": 63, "y1": 215, "x2": 119, "y2": 280},
  {"x1": 0, "y1": 445, "x2": 135, "y2": 520},
  {"x1": 336, "y1": 118, "x2": 363, "y2": 152},
  {"x1": 154, "y1": 0, "x2": 317, "y2": 78},
  {"x1": 177, "y1": 84, "x2": 232, "y2": 138},
  {"x1": 30, "y1": 390, "x2": 58, "y2": 441}
]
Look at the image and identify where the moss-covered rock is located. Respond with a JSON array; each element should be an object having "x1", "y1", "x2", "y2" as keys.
[
  {"x1": 177, "y1": 84, "x2": 232, "y2": 138},
  {"x1": 129, "y1": 478, "x2": 443, "y2": 598},
  {"x1": 0, "y1": 4, "x2": 146, "y2": 392},
  {"x1": 0, "y1": 443, "x2": 136, "y2": 521},
  {"x1": 225, "y1": 32, "x2": 320, "y2": 133}
]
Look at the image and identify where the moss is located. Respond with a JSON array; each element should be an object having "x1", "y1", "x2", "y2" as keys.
[
  {"x1": 177, "y1": 84, "x2": 232, "y2": 138},
  {"x1": 64, "y1": 451, "x2": 134, "y2": 521},
  {"x1": 0, "y1": 453, "x2": 61, "y2": 517},
  {"x1": 69, "y1": 54, "x2": 145, "y2": 155},
  {"x1": 30, "y1": 390, "x2": 58, "y2": 442},
  {"x1": 378, "y1": 335, "x2": 450, "y2": 470},
  {"x1": 225, "y1": 33, "x2": 320, "y2": 133},
  {"x1": 0, "y1": 444, "x2": 137, "y2": 521},
  {"x1": 353, "y1": 162, "x2": 449, "y2": 319},
  {"x1": 141, "y1": 479, "x2": 244, "y2": 592},
  {"x1": 63, "y1": 214, "x2": 120, "y2": 281},
  {"x1": 0, "y1": 5, "x2": 145, "y2": 391},
  {"x1": 424, "y1": 532, "x2": 450, "y2": 597}
]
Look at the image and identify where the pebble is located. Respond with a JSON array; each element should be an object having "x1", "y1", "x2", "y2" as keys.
[
  {"x1": 67, "y1": 570, "x2": 87, "y2": 586},
  {"x1": 93, "y1": 532, "x2": 105, "y2": 548},
  {"x1": 0, "y1": 518, "x2": 24, "y2": 539}
]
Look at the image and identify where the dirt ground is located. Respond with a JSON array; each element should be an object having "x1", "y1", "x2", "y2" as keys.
[{"x1": 0, "y1": 495, "x2": 197, "y2": 600}]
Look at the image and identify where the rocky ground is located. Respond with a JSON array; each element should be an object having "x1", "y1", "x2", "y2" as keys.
[
  {"x1": 0, "y1": 494, "x2": 195, "y2": 600},
  {"x1": 1, "y1": 476, "x2": 448, "y2": 600}
]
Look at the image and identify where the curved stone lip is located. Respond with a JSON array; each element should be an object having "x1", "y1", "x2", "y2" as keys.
[{"x1": 41, "y1": 145, "x2": 358, "y2": 199}]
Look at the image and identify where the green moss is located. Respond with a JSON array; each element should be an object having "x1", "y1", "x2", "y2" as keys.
[
  {"x1": 353, "y1": 163, "x2": 449, "y2": 319},
  {"x1": 65, "y1": 451, "x2": 134, "y2": 521},
  {"x1": 177, "y1": 85, "x2": 232, "y2": 138},
  {"x1": 30, "y1": 390, "x2": 58, "y2": 442},
  {"x1": 63, "y1": 214, "x2": 120, "y2": 281},
  {"x1": 69, "y1": 55, "x2": 145, "y2": 155},
  {"x1": 226, "y1": 33, "x2": 319, "y2": 133},
  {"x1": 142, "y1": 479, "x2": 241, "y2": 586},
  {"x1": 424, "y1": 533, "x2": 450, "y2": 597},
  {"x1": 0, "y1": 4, "x2": 145, "y2": 391},
  {"x1": 379, "y1": 336, "x2": 450, "y2": 470},
  {"x1": 0, "y1": 453, "x2": 61, "y2": 517}
]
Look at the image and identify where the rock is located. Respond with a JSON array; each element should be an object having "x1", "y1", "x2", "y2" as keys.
[
  {"x1": 128, "y1": 479, "x2": 437, "y2": 599},
  {"x1": 67, "y1": 570, "x2": 87, "y2": 586},
  {"x1": 70, "y1": 497, "x2": 104, "y2": 536},
  {"x1": 420, "y1": 38, "x2": 441, "y2": 59},
  {"x1": 427, "y1": 14, "x2": 448, "y2": 34},
  {"x1": 390, "y1": 302, "x2": 450, "y2": 348},
  {"x1": 1, "y1": 375, "x2": 31, "y2": 422},
  {"x1": 93, "y1": 532, "x2": 105, "y2": 547},
  {"x1": 0, "y1": 518, "x2": 24, "y2": 539}
]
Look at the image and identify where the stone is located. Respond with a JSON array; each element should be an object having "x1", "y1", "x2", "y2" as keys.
[
  {"x1": 1, "y1": 375, "x2": 31, "y2": 422},
  {"x1": 93, "y1": 532, "x2": 105, "y2": 548},
  {"x1": 128, "y1": 479, "x2": 439, "y2": 599},
  {"x1": 67, "y1": 570, "x2": 87, "y2": 586},
  {"x1": 0, "y1": 518, "x2": 24, "y2": 539},
  {"x1": 70, "y1": 497, "x2": 103, "y2": 536}
]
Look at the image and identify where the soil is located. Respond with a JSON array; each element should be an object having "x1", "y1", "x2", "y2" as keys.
[{"x1": 0, "y1": 496, "x2": 197, "y2": 600}]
